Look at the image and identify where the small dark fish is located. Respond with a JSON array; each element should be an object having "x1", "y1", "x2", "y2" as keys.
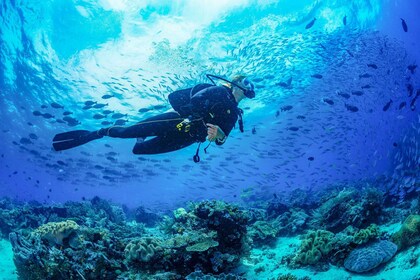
[
  {"x1": 20, "y1": 137, "x2": 33, "y2": 145},
  {"x1": 361, "y1": 84, "x2": 371, "y2": 89},
  {"x1": 311, "y1": 74, "x2": 323, "y2": 79},
  {"x1": 275, "y1": 111, "x2": 280, "y2": 118},
  {"x1": 308, "y1": 156, "x2": 314, "y2": 161},
  {"x1": 41, "y1": 105, "x2": 48, "y2": 109},
  {"x1": 296, "y1": 115, "x2": 306, "y2": 119},
  {"x1": 63, "y1": 116, "x2": 81, "y2": 126},
  {"x1": 51, "y1": 102, "x2": 64, "y2": 109},
  {"x1": 102, "y1": 110, "x2": 114, "y2": 115},
  {"x1": 252, "y1": 127, "x2": 257, "y2": 135},
  {"x1": 253, "y1": 78, "x2": 263, "y2": 83},
  {"x1": 273, "y1": 193, "x2": 278, "y2": 199},
  {"x1": 359, "y1": 73, "x2": 372, "y2": 78},
  {"x1": 93, "y1": 113, "x2": 106, "y2": 119},
  {"x1": 277, "y1": 81, "x2": 289, "y2": 88},
  {"x1": 277, "y1": 77, "x2": 293, "y2": 88},
  {"x1": 345, "y1": 104, "x2": 359, "y2": 112},
  {"x1": 93, "y1": 103, "x2": 108, "y2": 109},
  {"x1": 101, "y1": 94, "x2": 114, "y2": 99},
  {"x1": 410, "y1": 91, "x2": 419, "y2": 110},
  {"x1": 305, "y1": 18, "x2": 316, "y2": 29},
  {"x1": 407, "y1": 64, "x2": 417, "y2": 74},
  {"x1": 63, "y1": 116, "x2": 78, "y2": 123},
  {"x1": 407, "y1": 84, "x2": 414, "y2": 97},
  {"x1": 56, "y1": 119, "x2": 66, "y2": 124},
  {"x1": 264, "y1": 74, "x2": 275, "y2": 80},
  {"x1": 42, "y1": 113, "x2": 54, "y2": 119},
  {"x1": 338, "y1": 92, "x2": 351, "y2": 99},
  {"x1": 82, "y1": 105, "x2": 92, "y2": 110},
  {"x1": 28, "y1": 133, "x2": 38, "y2": 140},
  {"x1": 400, "y1": 18, "x2": 408, "y2": 32},
  {"x1": 351, "y1": 91, "x2": 364, "y2": 96},
  {"x1": 399, "y1": 101, "x2": 406, "y2": 110},
  {"x1": 383, "y1": 99, "x2": 393, "y2": 111},
  {"x1": 112, "y1": 113, "x2": 127, "y2": 119},
  {"x1": 32, "y1": 111, "x2": 42, "y2": 116},
  {"x1": 27, "y1": 122, "x2": 34, "y2": 126},
  {"x1": 63, "y1": 111, "x2": 73, "y2": 116},
  {"x1": 343, "y1": 15, "x2": 347, "y2": 26},
  {"x1": 84, "y1": 101, "x2": 97, "y2": 106},
  {"x1": 104, "y1": 144, "x2": 112, "y2": 148},
  {"x1": 106, "y1": 156, "x2": 117, "y2": 162},
  {"x1": 114, "y1": 119, "x2": 128, "y2": 126},
  {"x1": 138, "y1": 108, "x2": 151, "y2": 113},
  {"x1": 280, "y1": 105, "x2": 293, "y2": 112},
  {"x1": 57, "y1": 160, "x2": 67, "y2": 166},
  {"x1": 288, "y1": 126, "x2": 299, "y2": 131},
  {"x1": 153, "y1": 105, "x2": 166, "y2": 110},
  {"x1": 323, "y1": 98, "x2": 334, "y2": 105},
  {"x1": 367, "y1": 64, "x2": 378, "y2": 69},
  {"x1": 345, "y1": 49, "x2": 354, "y2": 57},
  {"x1": 101, "y1": 121, "x2": 113, "y2": 126},
  {"x1": 393, "y1": 142, "x2": 398, "y2": 147}
]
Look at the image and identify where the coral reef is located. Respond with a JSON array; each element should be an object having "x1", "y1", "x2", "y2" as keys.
[
  {"x1": 1, "y1": 179, "x2": 416, "y2": 279},
  {"x1": 134, "y1": 206, "x2": 161, "y2": 227},
  {"x1": 391, "y1": 214, "x2": 420, "y2": 250},
  {"x1": 343, "y1": 240, "x2": 398, "y2": 273},
  {"x1": 293, "y1": 230, "x2": 334, "y2": 266},
  {"x1": 10, "y1": 226, "x2": 126, "y2": 280},
  {"x1": 125, "y1": 237, "x2": 163, "y2": 263},
  {"x1": 311, "y1": 187, "x2": 384, "y2": 233},
  {"x1": 274, "y1": 209, "x2": 309, "y2": 235},
  {"x1": 34, "y1": 220, "x2": 79, "y2": 246},
  {"x1": 248, "y1": 221, "x2": 278, "y2": 245}
]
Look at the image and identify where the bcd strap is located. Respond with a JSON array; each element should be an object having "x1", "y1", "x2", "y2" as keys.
[{"x1": 238, "y1": 108, "x2": 244, "y2": 133}]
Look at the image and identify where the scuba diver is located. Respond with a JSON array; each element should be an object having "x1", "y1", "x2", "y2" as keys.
[{"x1": 52, "y1": 74, "x2": 255, "y2": 162}]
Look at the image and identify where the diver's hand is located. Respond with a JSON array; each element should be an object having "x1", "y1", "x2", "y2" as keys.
[{"x1": 206, "y1": 123, "x2": 225, "y2": 142}]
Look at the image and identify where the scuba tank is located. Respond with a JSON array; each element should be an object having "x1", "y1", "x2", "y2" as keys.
[{"x1": 168, "y1": 83, "x2": 213, "y2": 117}]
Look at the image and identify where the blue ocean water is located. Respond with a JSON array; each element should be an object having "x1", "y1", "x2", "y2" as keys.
[{"x1": 0, "y1": 0, "x2": 419, "y2": 279}]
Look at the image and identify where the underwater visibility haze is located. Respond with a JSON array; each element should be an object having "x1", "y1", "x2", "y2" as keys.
[{"x1": 0, "y1": 0, "x2": 419, "y2": 279}]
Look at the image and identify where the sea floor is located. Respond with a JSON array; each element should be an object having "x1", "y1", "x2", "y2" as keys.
[{"x1": 0, "y1": 239, "x2": 16, "y2": 280}]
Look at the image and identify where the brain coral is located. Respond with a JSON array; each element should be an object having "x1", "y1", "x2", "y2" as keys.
[{"x1": 344, "y1": 240, "x2": 397, "y2": 273}]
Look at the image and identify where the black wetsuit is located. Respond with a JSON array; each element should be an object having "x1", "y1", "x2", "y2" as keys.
[{"x1": 104, "y1": 85, "x2": 240, "y2": 154}]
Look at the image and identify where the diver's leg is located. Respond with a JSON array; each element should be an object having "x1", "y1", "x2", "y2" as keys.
[
  {"x1": 132, "y1": 132, "x2": 197, "y2": 154},
  {"x1": 100, "y1": 112, "x2": 184, "y2": 139}
]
